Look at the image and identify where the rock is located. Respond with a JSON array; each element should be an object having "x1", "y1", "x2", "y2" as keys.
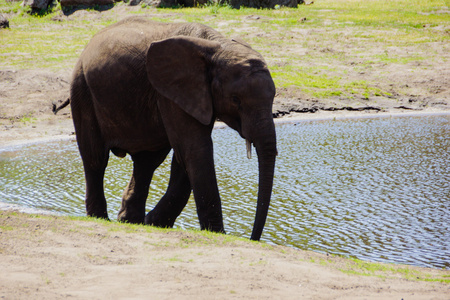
[
  {"x1": 227, "y1": 0, "x2": 303, "y2": 8},
  {"x1": 51, "y1": 13, "x2": 68, "y2": 21},
  {"x1": 22, "y1": 0, "x2": 53, "y2": 10},
  {"x1": 176, "y1": 0, "x2": 208, "y2": 6},
  {"x1": 128, "y1": 0, "x2": 141, "y2": 5},
  {"x1": 0, "y1": 14, "x2": 9, "y2": 29},
  {"x1": 60, "y1": 0, "x2": 115, "y2": 6},
  {"x1": 141, "y1": 0, "x2": 178, "y2": 7},
  {"x1": 130, "y1": 0, "x2": 207, "y2": 7}
]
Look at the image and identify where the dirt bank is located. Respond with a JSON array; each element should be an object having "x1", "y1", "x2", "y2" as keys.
[{"x1": 1, "y1": 211, "x2": 449, "y2": 299}]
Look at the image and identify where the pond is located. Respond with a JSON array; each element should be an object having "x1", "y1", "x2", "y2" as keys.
[{"x1": 1, "y1": 114, "x2": 449, "y2": 269}]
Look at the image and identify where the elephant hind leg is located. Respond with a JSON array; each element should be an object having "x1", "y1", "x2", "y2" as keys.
[
  {"x1": 74, "y1": 117, "x2": 110, "y2": 219},
  {"x1": 71, "y1": 67, "x2": 110, "y2": 219},
  {"x1": 74, "y1": 120, "x2": 110, "y2": 219},
  {"x1": 118, "y1": 148, "x2": 170, "y2": 224},
  {"x1": 145, "y1": 155, "x2": 192, "y2": 228},
  {"x1": 83, "y1": 158, "x2": 109, "y2": 219}
]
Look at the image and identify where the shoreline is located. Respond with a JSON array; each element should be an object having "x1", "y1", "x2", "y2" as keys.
[
  {"x1": 274, "y1": 108, "x2": 450, "y2": 123},
  {"x1": 2, "y1": 108, "x2": 449, "y2": 150}
]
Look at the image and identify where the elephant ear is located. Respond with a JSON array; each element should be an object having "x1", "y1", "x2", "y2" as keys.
[{"x1": 146, "y1": 36, "x2": 221, "y2": 125}]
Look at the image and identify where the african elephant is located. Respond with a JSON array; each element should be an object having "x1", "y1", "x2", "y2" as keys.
[{"x1": 69, "y1": 16, "x2": 277, "y2": 241}]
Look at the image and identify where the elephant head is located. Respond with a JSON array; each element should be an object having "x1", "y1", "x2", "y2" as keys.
[{"x1": 146, "y1": 35, "x2": 277, "y2": 241}]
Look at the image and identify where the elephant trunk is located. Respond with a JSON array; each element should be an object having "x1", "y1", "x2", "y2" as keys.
[{"x1": 250, "y1": 117, "x2": 277, "y2": 241}]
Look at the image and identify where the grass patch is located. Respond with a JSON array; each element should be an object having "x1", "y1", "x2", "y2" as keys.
[
  {"x1": 0, "y1": 224, "x2": 14, "y2": 231},
  {"x1": 64, "y1": 214, "x2": 244, "y2": 246},
  {"x1": 17, "y1": 113, "x2": 37, "y2": 124},
  {"x1": 1, "y1": 0, "x2": 448, "y2": 100},
  {"x1": 309, "y1": 0, "x2": 449, "y2": 29},
  {"x1": 339, "y1": 257, "x2": 450, "y2": 283},
  {"x1": 271, "y1": 65, "x2": 391, "y2": 99}
]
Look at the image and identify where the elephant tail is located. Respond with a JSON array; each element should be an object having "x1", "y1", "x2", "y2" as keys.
[{"x1": 52, "y1": 98, "x2": 70, "y2": 115}]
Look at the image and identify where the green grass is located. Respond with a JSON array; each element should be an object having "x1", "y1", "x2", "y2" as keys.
[
  {"x1": 308, "y1": 0, "x2": 449, "y2": 28},
  {"x1": 271, "y1": 64, "x2": 390, "y2": 99},
  {"x1": 0, "y1": 224, "x2": 14, "y2": 231},
  {"x1": 65, "y1": 214, "x2": 244, "y2": 246},
  {"x1": 303, "y1": 254, "x2": 450, "y2": 283},
  {"x1": 17, "y1": 112, "x2": 37, "y2": 124},
  {"x1": 0, "y1": 16, "x2": 105, "y2": 69},
  {"x1": 340, "y1": 257, "x2": 450, "y2": 283}
]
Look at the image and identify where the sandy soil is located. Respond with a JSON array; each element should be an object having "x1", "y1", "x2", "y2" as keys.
[
  {"x1": 1, "y1": 5, "x2": 449, "y2": 299},
  {"x1": 1, "y1": 211, "x2": 449, "y2": 299}
]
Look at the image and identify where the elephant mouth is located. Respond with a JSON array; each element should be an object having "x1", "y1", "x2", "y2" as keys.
[{"x1": 219, "y1": 116, "x2": 253, "y2": 159}]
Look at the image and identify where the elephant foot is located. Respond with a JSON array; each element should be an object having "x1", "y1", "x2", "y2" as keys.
[
  {"x1": 145, "y1": 210, "x2": 175, "y2": 228},
  {"x1": 117, "y1": 208, "x2": 145, "y2": 224},
  {"x1": 87, "y1": 211, "x2": 110, "y2": 221},
  {"x1": 200, "y1": 221, "x2": 226, "y2": 234}
]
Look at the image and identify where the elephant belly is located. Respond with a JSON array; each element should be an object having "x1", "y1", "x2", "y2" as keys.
[
  {"x1": 97, "y1": 107, "x2": 170, "y2": 156},
  {"x1": 88, "y1": 78, "x2": 170, "y2": 155}
]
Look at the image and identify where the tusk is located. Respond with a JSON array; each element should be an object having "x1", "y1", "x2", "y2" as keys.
[{"x1": 246, "y1": 139, "x2": 252, "y2": 159}]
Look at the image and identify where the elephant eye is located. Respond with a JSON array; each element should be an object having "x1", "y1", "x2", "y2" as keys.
[{"x1": 232, "y1": 96, "x2": 241, "y2": 108}]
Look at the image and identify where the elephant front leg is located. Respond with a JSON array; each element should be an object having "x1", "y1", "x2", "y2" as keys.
[
  {"x1": 145, "y1": 156, "x2": 192, "y2": 228},
  {"x1": 188, "y1": 156, "x2": 225, "y2": 233},
  {"x1": 158, "y1": 100, "x2": 225, "y2": 234},
  {"x1": 176, "y1": 137, "x2": 225, "y2": 233},
  {"x1": 118, "y1": 149, "x2": 169, "y2": 224}
]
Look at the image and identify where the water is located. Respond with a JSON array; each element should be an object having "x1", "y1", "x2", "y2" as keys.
[{"x1": 1, "y1": 114, "x2": 449, "y2": 269}]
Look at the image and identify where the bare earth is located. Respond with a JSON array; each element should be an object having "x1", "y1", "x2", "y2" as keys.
[
  {"x1": 1, "y1": 6, "x2": 450, "y2": 299},
  {"x1": 1, "y1": 211, "x2": 449, "y2": 299}
]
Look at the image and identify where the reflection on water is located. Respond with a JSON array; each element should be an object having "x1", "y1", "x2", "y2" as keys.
[{"x1": 1, "y1": 114, "x2": 449, "y2": 269}]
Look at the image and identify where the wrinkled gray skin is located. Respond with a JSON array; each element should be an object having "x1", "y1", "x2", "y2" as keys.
[{"x1": 70, "y1": 17, "x2": 277, "y2": 241}]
